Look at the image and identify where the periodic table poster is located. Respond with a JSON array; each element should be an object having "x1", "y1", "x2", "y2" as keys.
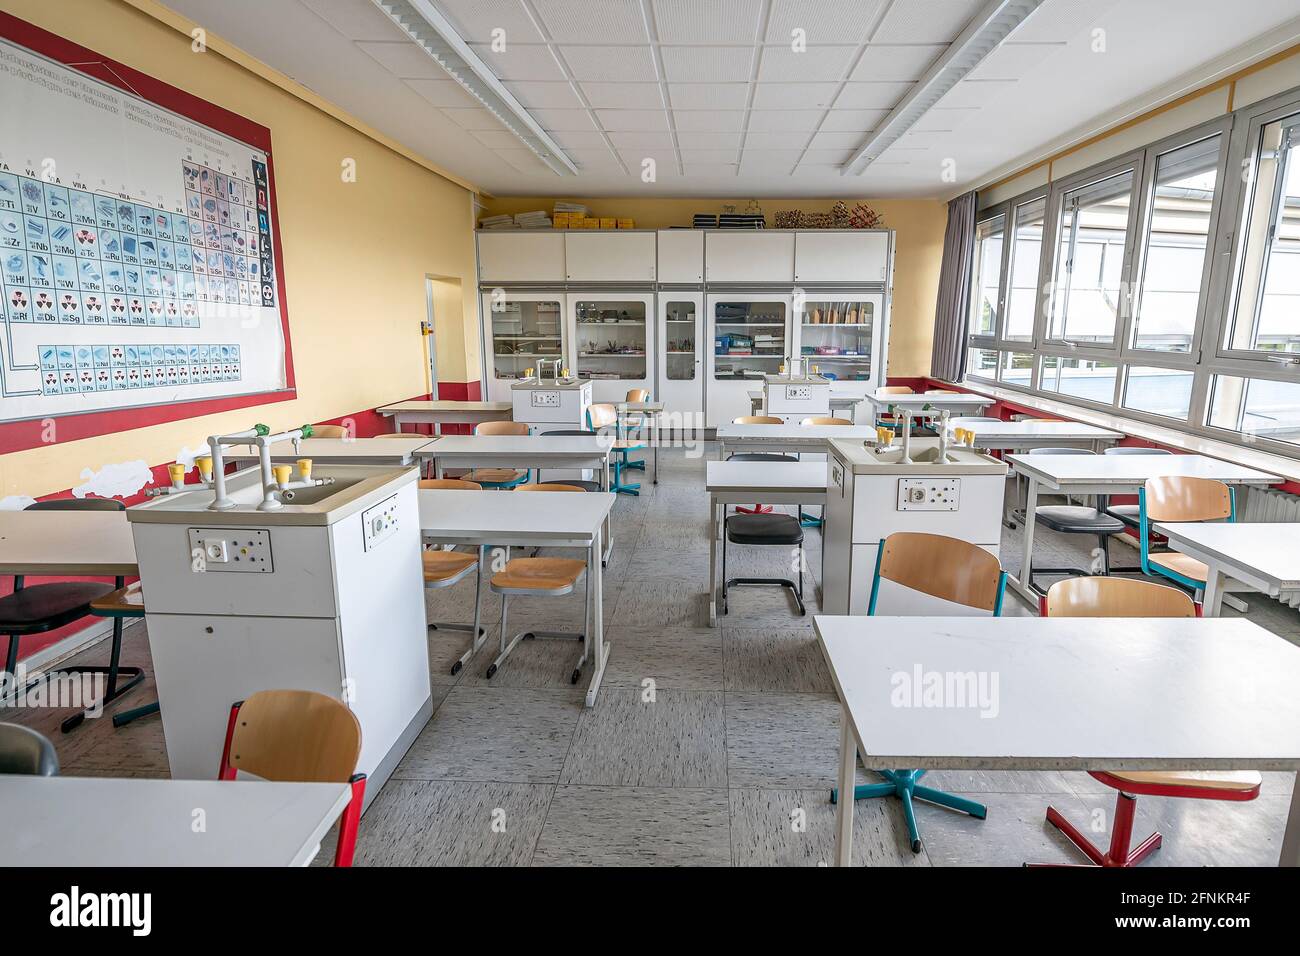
[{"x1": 0, "y1": 28, "x2": 291, "y2": 427}]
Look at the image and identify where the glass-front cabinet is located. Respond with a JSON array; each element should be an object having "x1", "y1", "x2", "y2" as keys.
[
  {"x1": 483, "y1": 292, "x2": 566, "y2": 402},
  {"x1": 706, "y1": 293, "x2": 792, "y2": 426},
  {"x1": 658, "y1": 294, "x2": 704, "y2": 421},
  {"x1": 795, "y1": 297, "x2": 881, "y2": 384},
  {"x1": 566, "y1": 293, "x2": 654, "y2": 403}
]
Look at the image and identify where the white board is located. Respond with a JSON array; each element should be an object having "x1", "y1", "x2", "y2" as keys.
[{"x1": 0, "y1": 36, "x2": 289, "y2": 423}]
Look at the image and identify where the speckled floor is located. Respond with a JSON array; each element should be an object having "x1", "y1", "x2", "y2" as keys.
[{"x1": 14, "y1": 444, "x2": 1300, "y2": 866}]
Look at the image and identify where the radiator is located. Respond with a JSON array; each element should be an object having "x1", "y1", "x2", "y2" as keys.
[{"x1": 1239, "y1": 486, "x2": 1300, "y2": 608}]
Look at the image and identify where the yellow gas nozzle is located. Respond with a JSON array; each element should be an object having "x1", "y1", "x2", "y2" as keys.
[
  {"x1": 297, "y1": 458, "x2": 313, "y2": 480},
  {"x1": 167, "y1": 463, "x2": 186, "y2": 486},
  {"x1": 272, "y1": 464, "x2": 292, "y2": 487},
  {"x1": 195, "y1": 456, "x2": 213, "y2": 481}
]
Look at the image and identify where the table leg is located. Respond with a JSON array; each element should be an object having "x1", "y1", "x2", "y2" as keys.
[
  {"x1": 585, "y1": 526, "x2": 608, "y2": 708},
  {"x1": 834, "y1": 705, "x2": 856, "y2": 867},
  {"x1": 1009, "y1": 477, "x2": 1040, "y2": 605},
  {"x1": 653, "y1": 416, "x2": 658, "y2": 485},
  {"x1": 1201, "y1": 564, "x2": 1227, "y2": 617},
  {"x1": 601, "y1": 456, "x2": 613, "y2": 564},
  {"x1": 1282, "y1": 778, "x2": 1300, "y2": 866},
  {"x1": 709, "y1": 496, "x2": 718, "y2": 628}
]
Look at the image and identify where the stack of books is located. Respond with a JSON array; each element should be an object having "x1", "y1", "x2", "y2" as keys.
[
  {"x1": 513, "y1": 210, "x2": 551, "y2": 228},
  {"x1": 478, "y1": 214, "x2": 515, "y2": 230},
  {"x1": 554, "y1": 201, "x2": 589, "y2": 217}
]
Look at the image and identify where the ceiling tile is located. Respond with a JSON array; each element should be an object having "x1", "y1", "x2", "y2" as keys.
[
  {"x1": 800, "y1": 147, "x2": 854, "y2": 164},
  {"x1": 660, "y1": 45, "x2": 755, "y2": 82},
  {"x1": 532, "y1": 0, "x2": 649, "y2": 42},
  {"x1": 746, "y1": 110, "x2": 824, "y2": 131},
  {"x1": 680, "y1": 148, "x2": 740, "y2": 164},
  {"x1": 873, "y1": 0, "x2": 984, "y2": 44},
  {"x1": 468, "y1": 42, "x2": 568, "y2": 81},
  {"x1": 668, "y1": 83, "x2": 751, "y2": 110},
  {"x1": 618, "y1": 148, "x2": 679, "y2": 167},
  {"x1": 820, "y1": 108, "x2": 890, "y2": 131},
  {"x1": 404, "y1": 78, "x2": 481, "y2": 109},
  {"x1": 505, "y1": 81, "x2": 585, "y2": 108},
  {"x1": 834, "y1": 81, "x2": 913, "y2": 109},
  {"x1": 545, "y1": 129, "x2": 612, "y2": 148},
  {"x1": 852, "y1": 43, "x2": 946, "y2": 79},
  {"x1": 608, "y1": 130, "x2": 676, "y2": 148},
  {"x1": 471, "y1": 128, "x2": 525, "y2": 148},
  {"x1": 675, "y1": 130, "x2": 743, "y2": 149},
  {"x1": 565, "y1": 147, "x2": 623, "y2": 167},
  {"x1": 580, "y1": 82, "x2": 665, "y2": 108},
  {"x1": 809, "y1": 129, "x2": 868, "y2": 148},
  {"x1": 653, "y1": 0, "x2": 763, "y2": 43},
  {"x1": 355, "y1": 40, "x2": 447, "y2": 78},
  {"x1": 432, "y1": 0, "x2": 546, "y2": 44},
  {"x1": 301, "y1": 0, "x2": 408, "y2": 42},
  {"x1": 672, "y1": 110, "x2": 746, "y2": 131},
  {"x1": 757, "y1": 45, "x2": 857, "y2": 82},
  {"x1": 751, "y1": 82, "x2": 839, "y2": 109},
  {"x1": 967, "y1": 42, "x2": 1064, "y2": 80},
  {"x1": 933, "y1": 78, "x2": 1014, "y2": 109},
  {"x1": 560, "y1": 44, "x2": 658, "y2": 81},
  {"x1": 682, "y1": 163, "x2": 739, "y2": 176},
  {"x1": 792, "y1": 163, "x2": 841, "y2": 176},
  {"x1": 440, "y1": 107, "x2": 509, "y2": 130},
  {"x1": 495, "y1": 147, "x2": 553, "y2": 173},
  {"x1": 739, "y1": 149, "x2": 802, "y2": 169},
  {"x1": 531, "y1": 108, "x2": 599, "y2": 129},
  {"x1": 764, "y1": 0, "x2": 889, "y2": 43},
  {"x1": 595, "y1": 109, "x2": 671, "y2": 130},
  {"x1": 743, "y1": 130, "x2": 813, "y2": 150}
]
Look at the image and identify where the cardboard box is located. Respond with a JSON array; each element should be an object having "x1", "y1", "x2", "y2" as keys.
[
  {"x1": 599, "y1": 217, "x2": 616, "y2": 229},
  {"x1": 617, "y1": 218, "x2": 634, "y2": 229}
]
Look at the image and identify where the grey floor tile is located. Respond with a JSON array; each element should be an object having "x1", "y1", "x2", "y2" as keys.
[
  {"x1": 560, "y1": 686, "x2": 727, "y2": 788},
  {"x1": 729, "y1": 787, "x2": 929, "y2": 867},
  {"x1": 602, "y1": 625, "x2": 724, "y2": 691},
  {"x1": 918, "y1": 790, "x2": 1096, "y2": 866},
  {"x1": 723, "y1": 626, "x2": 833, "y2": 694},
  {"x1": 533, "y1": 786, "x2": 731, "y2": 866},
  {"x1": 354, "y1": 779, "x2": 552, "y2": 866},
  {"x1": 725, "y1": 692, "x2": 863, "y2": 790},
  {"x1": 393, "y1": 685, "x2": 582, "y2": 783}
]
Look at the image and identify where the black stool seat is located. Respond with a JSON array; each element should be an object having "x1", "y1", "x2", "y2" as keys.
[
  {"x1": 726, "y1": 512, "x2": 804, "y2": 545},
  {"x1": 546, "y1": 479, "x2": 600, "y2": 492},
  {"x1": 1104, "y1": 503, "x2": 1140, "y2": 528},
  {"x1": 1034, "y1": 505, "x2": 1124, "y2": 535},
  {"x1": 727, "y1": 453, "x2": 798, "y2": 463},
  {"x1": 0, "y1": 582, "x2": 114, "y2": 632}
]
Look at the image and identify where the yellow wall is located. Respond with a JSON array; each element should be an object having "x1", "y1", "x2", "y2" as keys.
[
  {"x1": 0, "y1": 0, "x2": 481, "y2": 500},
  {"x1": 480, "y1": 197, "x2": 948, "y2": 379}
]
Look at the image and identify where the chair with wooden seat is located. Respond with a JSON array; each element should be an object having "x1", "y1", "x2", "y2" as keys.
[
  {"x1": 518, "y1": 483, "x2": 587, "y2": 492},
  {"x1": 1101, "y1": 446, "x2": 1173, "y2": 534},
  {"x1": 1138, "y1": 476, "x2": 1235, "y2": 594},
  {"x1": 1, "y1": 499, "x2": 145, "y2": 734},
  {"x1": 0, "y1": 723, "x2": 59, "y2": 776},
  {"x1": 218, "y1": 689, "x2": 366, "y2": 867},
  {"x1": 587, "y1": 403, "x2": 644, "y2": 495},
  {"x1": 465, "y1": 420, "x2": 532, "y2": 489},
  {"x1": 310, "y1": 424, "x2": 349, "y2": 439},
  {"x1": 619, "y1": 387, "x2": 652, "y2": 465},
  {"x1": 800, "y1": 416, "x2": 853, "y2": 426},
  {"x1": 1021, "y1": 447, "x2": 1125, "y2": 594},
  {"x1": 1033, "y1": 576, "x2": 1259, "y2": 867},
  {"x1": 418, "y1": 479, "x2": 487, "y2": 675},
  {"x1": 485, "y1": 553, "x2": 591, "y2": 685},
  {"x1": 374, "y1": 432, "x2": 415, "y2": 438},
  {"x1": 89, "y1": 582, "x2": 159, "y2": 728},
  {"x1": 875, "y1": 385, "x2": 916, "y2": 433},
  {"x1": 540, "y1": 429, "x2": 604, "y2": 491},
  {"x1": 831, "y1": 532, "x2": 1007, "y2": 853}
]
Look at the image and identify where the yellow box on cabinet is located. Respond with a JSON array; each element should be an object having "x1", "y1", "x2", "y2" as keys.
[{"x1": 617, "y1": 218, "x2": 634, "y2": 229}]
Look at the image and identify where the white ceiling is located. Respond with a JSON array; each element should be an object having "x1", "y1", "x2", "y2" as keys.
[{"x1": 159, "y1": 0, "x2": 1300, "y2": 198}]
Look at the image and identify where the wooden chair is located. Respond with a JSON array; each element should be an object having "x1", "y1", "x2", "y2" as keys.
[
  {"x1": 587, "y1": 403, "x2": 643, "y2": 495},
  {"x1": 418, "y1": 479, "x2": 485, "y2": 674},
  {"x1": 374, "y1": 432, "x2": 414, "y2": 439},
  {"x1": 1139, "y1": 476, "x2": 1234, "y2": 592},
  {"x1": 89, "y1": 582, "x2": 159, "y2": 728},
  {"x1": 620, "y1": 388, "x2": 652, "y2": 455},
  {"x1": 875, "y1": 386, "x2": 915, "y2": 432},
  {"x1": 310, "y1": 424, "x2": 349, "y2": 439},
  {"x1": 1101, "y1": 447, "x2": 1173, "y2": 533},
  {"x1": 518, "y1": 483, "x2": 586, "y2": 492},
  {"x1": 800, "y1": 416, "x2": 853, "y2": 426},
  {"x1": 218, "y1": 689, "x2": 365, "y2": 867},
  {"x1": 485, "y1": 553, "x2": 591, "y2": 685},
  {"x1": 1034, "y1": 577, "x2": 1260, "y2": 868},
  {"x1": 539, "y1": 429, "x2": 603, "y2": 491},
  {"x1": 733, "y1": 415, "x2": 783, "y2": 424},
  {"x1": 1021, "y1": 448, "x2": 1124, "y2": 593},
  {"x1": 466, "y1": 420, "x2": 531, "y2": 488},
  {"x1": 832, "y1": 532, "x2": 1006, "y2": 853}
]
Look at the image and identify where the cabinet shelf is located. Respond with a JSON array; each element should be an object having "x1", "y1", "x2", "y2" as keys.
[{"x1": 579, "y1": 352, "x2": 646, "y2": 358}]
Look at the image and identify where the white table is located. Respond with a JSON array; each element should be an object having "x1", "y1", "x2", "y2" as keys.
[
  {"x1": 705, "y1": 461, "x2": 827, "y2": 627},
  {"x1": 225, "y1": 437, "x2": 436, "y2": 466},
  {"x1": 868, "y1": 390, "x2": 993, "y2": 420},
  {"x1": 748, "y1": 389, "x2": 868, "y2": 419},
  {"x1": 378, "y1": 400, "x2": 513, "y2": 435},
  {"x1": 948, "y1": 418, "x2": 1122, "y2": 452},
  {"x1": 0, "y1": 510, "x2": 138, "y2": 576},
  {"x1": 1154, "y1": 522, "x2": 1300, "y2": 617},
  {"x1": 0, "y1": 775, "x2": 351, "y2": 866},
  {"x1": 715, "y1": 423, "x2": 876, "y2": 458},
  {"x1": 416, "y1": 435, "x2": 615, "y2": 561},
  {"x1": 616, "y1": 400, "x2": 663, "y2": 485},
  {"x1": 1005, "y1": 453, "x2": 1282, "y2": 603},
  {"x1": 418, "y1": 489, "x2": 615, "y2": 706},
  {"x1": 815, "y1": 615, "x2": 1300, "y2": 867}
]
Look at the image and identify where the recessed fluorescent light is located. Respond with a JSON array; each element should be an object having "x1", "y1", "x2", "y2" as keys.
[
  {"x1": 371, "y1": 0, "x2": 578, "y2": 175},
  {"x1": 843, "y1": 0, "x2": 1046, "y2": 175}
]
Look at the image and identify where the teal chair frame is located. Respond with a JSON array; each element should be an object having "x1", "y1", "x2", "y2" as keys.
[
  {"x1": 1137, "y1": 485, "x2": 1236, "y2": 591},
  {"x1": 586, "y1": 408, "x2": 645, "y2": 496},
  {"x1": 832, "y1": 538, "x2": 1008, "y2": 854}
]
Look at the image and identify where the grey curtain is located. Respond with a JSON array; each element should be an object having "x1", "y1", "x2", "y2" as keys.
[{"x1": 929, "y1": 190, "x2": 978, "y2": 383}]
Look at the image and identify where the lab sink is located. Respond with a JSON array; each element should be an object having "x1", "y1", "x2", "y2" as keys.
[
  {"x1": 828, "y1": 437, "x2": 1006, "y2": 475},
  {"x1": 276, "y1": 479, "x2": 360, "y2": 505}
]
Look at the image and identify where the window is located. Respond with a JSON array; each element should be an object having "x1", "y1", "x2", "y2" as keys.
[
  {"x1": 1131, "y1": 136, "x2": 1221, "y2": 351},
  {"x1": 1049, "y1": 170, "x2": 1134, "y2": 345},
  {"x1": 998, "y1": 351, "x2": 1035, "y2": 388},
  {"x1": 1209, "y1": 375, "x2": 1300, "y2": 446},
  {"x1": 664, "y1": 300, "x2": 696, "y2": 381},
  {"x1": 1227, "y1": 111, "x2": 1300, "y2": 355},
  {"x1": 1040, "y1": 355, "x2": 1119, "y2": 403},
  {"x1": 967, "y1": 346, "x2": 998, "y2": 379},
  {"x1": 968, "y1": 214, "x2": 1003, "y2": 335},
  {"x1": 1123, "y1": 366, "x2": 1195, "y2": 419},
  {"x1": 1004, "y1": 198, "x2": 1045, "y2": 340},
  {"x1": 575, "y1": 300, "x2": 646, "y2": 380}
]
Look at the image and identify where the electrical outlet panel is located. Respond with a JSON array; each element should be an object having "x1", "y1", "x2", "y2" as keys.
[
  {"x1": 187, "y1": 528, "x2": 273, "y2": 572},
  {"x1": 786, "y1": 385, "x2": 812, "y2": 401},
  {"x1": 531, "y1": 390, "x2": 561, "y2": 408},
  {"x1": 362, "y1": 495, "x2": 400, "y2": 551},
  {"x1": 896, "y1": 478, "x2": 960, "y2": 512}
]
